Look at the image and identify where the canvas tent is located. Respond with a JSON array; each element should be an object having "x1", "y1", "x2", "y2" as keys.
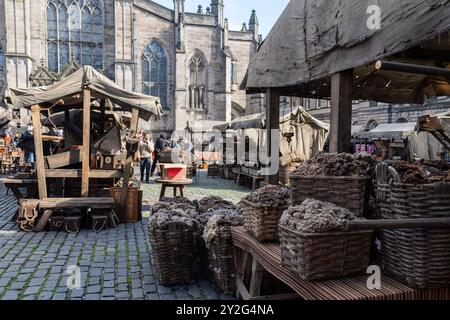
[
  {"x1": 214, "y1": 107, "x2": 329, "y2": 166},
  {"x1": 245, "y1": 0, "x2": 450, "y2": 104},
  {"x1": 4, "y1": 66, "x2": 163, "y2": 121},
  {"x1": 357, "y1": 122, "x2": 443, "y2": 161}
]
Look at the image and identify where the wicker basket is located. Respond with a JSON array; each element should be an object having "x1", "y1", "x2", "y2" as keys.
[
  {"x1": 241, "y1": 199, "x2": 288, "y2": 242},
  {"x1": 279, "y1": 225, "x2": 373, "y2": 281},
  {"x1": 148, "y1": 221, "x2": 195, "y2": 286},
  {"x1": 279, "y1": 165, "x2": 298, "y2": 186},
  {"x1": 209, "y1": 230, "x2": 237, "y2": 296},
  {"x1": 379, "y1": 180, "x2": 450, "y2": 288},
  {"x1": 290, "y1": 175, "x2": 369, "y2": 217}
]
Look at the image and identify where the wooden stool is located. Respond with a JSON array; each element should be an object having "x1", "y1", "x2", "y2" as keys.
[{"x1": 156, "y1": 179, "x2": 193, "y2": 201}]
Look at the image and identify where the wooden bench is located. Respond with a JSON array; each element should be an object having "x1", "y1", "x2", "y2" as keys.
[
  {"x1": 39, "y1": 197, "x2": 115, "y2": 209},
  {"x1": 231, "y1": 227, "x2": 444, "y2": 300},
  {"x1": 34, "y1": 197, "x2": 116, "y2": 233},
  {"x1": 235, "y1": 169, "x2": 266, "y2": 190}
]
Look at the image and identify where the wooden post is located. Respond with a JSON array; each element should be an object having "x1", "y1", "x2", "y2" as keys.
[
  {"x1": 266, "y1": 88, "x2": 280, "y2": 185},
  {"x1": 100, "y1": 99, "x2": 106, "y2": 135},
  {"x1": 120, "y1": 109, "x2": 139, "y2": 216},
  {"x1": 31, "y1": 105, "x2": 47, "y2": 199},
  {"x1": 330, "y1": 70, "x2": 353, "y2": 153},
  {"x1": 81, "y1": 89, "x2": 91, "y2": 197}
]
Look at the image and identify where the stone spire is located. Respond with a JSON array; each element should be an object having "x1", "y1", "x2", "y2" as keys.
[
  {"x1": 249, "y1": 9, "x2": 259, "y2": 41},
  {"x1": 197, "y1": 5, "x2": 203, "y2": 14},
  {"x1": 211, "y1": 0, "x2": 224, "y2": 28},
  {"x1": 174, "y1": 0, "x2": 186, "y2": 51},
  {"x1": 241, "y1": 23, "x2": 248, "y2": 32}
]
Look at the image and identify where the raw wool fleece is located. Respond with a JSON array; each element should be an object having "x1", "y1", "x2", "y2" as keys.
[
  {"x1": 148, "y1": 208, "x2": 199, "y2": 231},
  {"x1": 279, "y1": 199, "x2": 360, "y2": 233},
  {"x1": 197, "y1": 196, "x2": 238, "y2": 214},
  {"x1": 294, "y1": 153, "x2": 372, "y2": 177},
  {"x1": 203, "y1": 209, "x2": 244, "y2": 250},
  {"x1": 391, "y1": 160, "x2": 450, "y2": 184},
  {"x1": 242, "y1": 185, "x2": 292, "y2": 207}
]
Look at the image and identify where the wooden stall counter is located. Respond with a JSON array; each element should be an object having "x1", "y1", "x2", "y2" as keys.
[{"x1": 231, "y1": 227, "x2": 450, "y2": 301}]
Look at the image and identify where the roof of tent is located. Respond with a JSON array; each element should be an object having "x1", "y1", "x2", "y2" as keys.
[
  {"x1": 3, "y1": 66, "x2": 163, "y2": 121},
  {"x1": 358, "y1": 122, "x2": 417, "y2": 140},
  {"x1": 246, "y1": 0, "x2": 450, "y2": 104},
  {"x1": 213, "y1": 106, "x2": 330, "y2": 131}
]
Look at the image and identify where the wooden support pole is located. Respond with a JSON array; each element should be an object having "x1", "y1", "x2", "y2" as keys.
[
  {"x1": 100, "y1": 99, "x2": 106, "y2": 135},
  {"x1": 31, "y1": 105, "x2": 47, "y2": 200},
  {"x1": 120, "y1": 109, "x2": 140, "y2": 216},
  {"x1": 266, "y1": 88, "x2": 280, "y2": 185},
  {"x1": 81, "y1": 89, "x2": 91, "y2": 198},
  {"x1": 330, "y1": 70, "x2": 353, "y2": 153}
]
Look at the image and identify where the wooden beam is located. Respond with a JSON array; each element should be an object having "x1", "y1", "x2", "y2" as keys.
[
  {"x1": 375, "y1": 60, "x2": 450, "y2": 78},
  {"x1": 120, "y1": 109, "x2": 140, "y2": 215},
  {"x1": 330, "y1": 70, "x2": 353, "y2": 153},
  {"x1": 46, "y1": 169, "x2": 124, "y2": 179},
  {"x1": 266, "y1": 88, "x2": 280, "y2": 185},
  {"x1": 31, "y1": 105, "x2": 47, "y2": 199},
  {"x1": 81, "y1": 89, "x2": 91, "y2": 197}
]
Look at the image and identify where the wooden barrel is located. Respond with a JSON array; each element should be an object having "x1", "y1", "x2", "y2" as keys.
[{"x1": 110, "y1": 187, "x2": 142, "y2": 222}]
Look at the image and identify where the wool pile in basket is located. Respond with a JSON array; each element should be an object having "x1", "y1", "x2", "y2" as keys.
[{"x1": 279, "y1": 199, "x2": 372, "y2": 281}]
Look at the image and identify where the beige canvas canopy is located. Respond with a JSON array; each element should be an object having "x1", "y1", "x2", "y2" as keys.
[
  {"x1": 246, "y1": 0, "x2": 450, "y2": 104},
  {"x1": 215, "y1": 107, "x2": 330, "y2": 165},
  {"x1": 4, "y1": 66, "x2": 163, "y2": 121}
]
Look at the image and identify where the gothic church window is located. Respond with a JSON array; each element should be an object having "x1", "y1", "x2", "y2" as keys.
[
  {"x1": 141, "y1": 41, "x2": 168, "y2": 109},
  {"x1": 0, "y1": 46, "x2": 4, "y2": 94},
  {"x1": 231, "y1": 62, "x2": 238, "y2": 84},
  {"x1": 47, "y1": 0, "x2": 103, "y2": 73},
  {"x1": 189, "y1": 52, "x2": 207, "y2": 110}
]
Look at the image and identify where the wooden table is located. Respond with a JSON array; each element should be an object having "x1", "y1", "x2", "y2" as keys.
[
  {"x1": 231, "y1": 227, "x2": 432, "y2": 301},
  {"x1": 155, "y1": 179, "x2": 193, "y2": 201},
  {"x1": 0, "y1": 177, "x2": 38, "y2": 202}
]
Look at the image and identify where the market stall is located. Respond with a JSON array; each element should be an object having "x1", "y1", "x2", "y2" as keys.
[
  {"x1": 236, "y1": 0, "x2": 450, "y2": 300},
  {"x1": 2, "y1": 66, "x2": 162, "y2": 232},
  {"x1": 214, "y1": 107, "x2": 329, "y2": 187},
  {"x1": 357, "y1": 122, "x2": 443, "y2": 161}
]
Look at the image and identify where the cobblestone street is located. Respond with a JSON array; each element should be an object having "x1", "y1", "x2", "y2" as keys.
[{"x1": 0, "y1": 172, "x2": 251, "y2": 300}]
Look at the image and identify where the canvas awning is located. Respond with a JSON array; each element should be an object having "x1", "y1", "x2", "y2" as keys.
[
  {"x1": 214, "y1": 107, "x2": 329, "y2": 131},
  {"x1": 246, "y1": 0, "x2": 450, "y2": 104},
  {"x1": 4, "y1": 66, "x2": 163, "y2": 121},
  {"x1": 358, "y1": 123, "x2": 417, "y2": 140}
]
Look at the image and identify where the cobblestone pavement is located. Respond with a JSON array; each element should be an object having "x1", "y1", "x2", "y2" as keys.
[
  {"x1": 140, "y1": 170, "x2": 251, "y2": 205},
  {"x1": 0, "y1": 172, "x2": 251, "y2": 300}
]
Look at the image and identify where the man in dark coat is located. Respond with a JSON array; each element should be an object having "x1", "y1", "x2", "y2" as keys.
[{"x1": 151, "y1": 133, "x2": 167, "y2": 176}]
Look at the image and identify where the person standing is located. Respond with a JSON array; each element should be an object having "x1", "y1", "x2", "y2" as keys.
[
  {"x1": 151, "y1": 133, "x2": 167, "y2": 177},
  {"x1": 139, "y1": 133, "x2": 154, "y2": 183}
]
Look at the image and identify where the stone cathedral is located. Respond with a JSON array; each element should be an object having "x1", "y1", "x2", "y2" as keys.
[{"x1": 0, "y1": 0, "x2": 264, "y2": 135}]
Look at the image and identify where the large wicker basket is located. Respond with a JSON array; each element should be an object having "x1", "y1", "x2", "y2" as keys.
[
  {"x1": 240, "y1": 199, "x2": 288, "y2": 242},
  {"x1": 290, "y1": 175, "x2": 369, "y2": 217},
  {"x1": 208, "y1": 230, "x2": 238, "y2": 296},
  {"x1": 148, "y1": 221, "x2": 195, "y2": 286},
  {"x1": 379, "y1": 179, "x2": 450, "y2": 288},
  {"x1": 279, "y1": 225, "x2": 373, "y2": 281}
]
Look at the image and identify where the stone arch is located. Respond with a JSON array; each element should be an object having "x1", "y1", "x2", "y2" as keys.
[
  {"x1": 366, "y1": 119, "x2": 379, "y2": 131},
  {"x1": 231, "y1": 102, "x2": 246, "y2": 120}
]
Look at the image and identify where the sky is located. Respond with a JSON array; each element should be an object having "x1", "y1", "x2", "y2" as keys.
[{"x1": 155, "y1": 0, "x2": 290, "y2": 37}]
